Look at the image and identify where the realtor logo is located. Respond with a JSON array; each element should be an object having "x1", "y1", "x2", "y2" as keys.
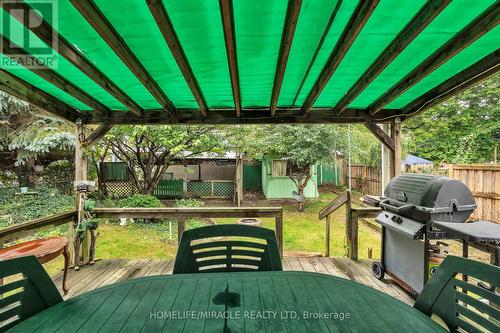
[{"x1": 1, "y1": 0, "x2": 59, "y2": 68}]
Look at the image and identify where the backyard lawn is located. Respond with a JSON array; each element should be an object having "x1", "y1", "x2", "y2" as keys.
[{"x1": 40, "y1": 190, "x2": 381, "y2": 276}]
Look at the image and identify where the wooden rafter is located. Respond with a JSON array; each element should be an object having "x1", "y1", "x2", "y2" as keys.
[
  {"x1": 1, "y1": 35, "x2": 109, "y2": 114},
  {"x1": 1, "y1": 1, "x2": 141, "y2": 117},
  {"x1": 219, "y1": 0, "x2": 241, "y2": 117},
  {"x1": 270, "y1": 0, "x2": 302, "y2": 116},
  {"x1": 292, "y1": 0, "x2": 342, "y2": 106},
  {"x1": 370, "y1": 3, "x2": 500, "y2": 114},
  {"x1": 335, "y1": 0, "x2": 451, "y2": 115},
  {"x1": 86, "y1": 124, "x2": 113, "y2": 146},
  {"x1": 146, "y1": 0, "x2": 207, "y2": 116},
  {"x1": 403, "y1": 50, "x2": 500, "y2": 117},
  {"x1": 364, "y1": 122, "x2": 395, "y2": 151},
  {"x1": 302, "y1": 0, "x2": 380, "y2": 114},
  {"x1": 0, "y1": 69, "x2": 82, "y2": 122},
  {"x1": 70, "y1": 0, "x2": 176, "y2": 116}
]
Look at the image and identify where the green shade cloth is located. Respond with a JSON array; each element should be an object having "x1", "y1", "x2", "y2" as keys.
[{"x1": 0, "y1": 0, "x2": 497, "y2": 117}]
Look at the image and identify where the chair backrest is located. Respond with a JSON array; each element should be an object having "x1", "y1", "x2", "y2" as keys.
[
  {"x1": 0, "y1": 256, "x2": 62, "y2": 332},
  {"x1": 414, "y1": 256, "x2": 499, "y2": 333},
  {"x1": 173, "y1": 224, "x2": 282, "y2": 274}
]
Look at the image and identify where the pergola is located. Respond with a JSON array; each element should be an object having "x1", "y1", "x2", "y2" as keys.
[{"x1": 0, "y1": 0, "x2": 499, "y2": 265}]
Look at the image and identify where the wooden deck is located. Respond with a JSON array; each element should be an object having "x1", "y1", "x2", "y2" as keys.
[{"x1": 52, "y1": 257, "x2": 415, "y2": 305}]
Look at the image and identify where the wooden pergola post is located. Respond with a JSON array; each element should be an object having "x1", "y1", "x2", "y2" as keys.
[
  {"x1": 73, "y1": 119, "x2": 90, "y2": 267},
  {"x1": 73, "y1": 123, "x2": 112, "y2": 268},
  {"x1": 380, "y1": 123, "x2": 392, "y2": 194},
  {"x1": 391, "y1": 118, "x2": 402, "y2": 178}
]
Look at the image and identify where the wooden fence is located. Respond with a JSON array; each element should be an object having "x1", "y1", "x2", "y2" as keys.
[
  {"x1": 448, "y1": 164, "x2": 499, "y2": 223},
  {"x1": 342, "y1": 164, "x2": 382, "y2": 196}
]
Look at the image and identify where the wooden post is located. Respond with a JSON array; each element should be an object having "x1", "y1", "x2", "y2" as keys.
[
  {"x1": 74, "y1": 119, "x2": 90, "y2": 268},
  {"x1": 235, "y1": 157, "x2": 243, "y2": 207},
  {"x1": 325, "y1": 215, "x2": 331, "y2": 257},
  {"x1": 275, "y1": 212, "x2": 283, "y2": 258},
  {"x1": 392, "y1": 118, "x2": 402, "y2": 177},
  {"x1": 381, "y1": 123, "x2": 391, "y2": 193},
  {"x1": 448, "y1": 164, "x2": 454, "y2": 178},
  {"x1": 177, "y1": 217, "x2": 186, "y2": 243},
  {"x1": 345, "y1": 191, "x2": 352, "y2": 258},
  {"x1": 350, "y1": 210, "x2": 359, "y2": 260}
]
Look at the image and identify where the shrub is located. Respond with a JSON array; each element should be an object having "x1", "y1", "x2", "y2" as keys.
[
  {"x1": 117, "y1": 194, "x2": 164, "y2": 224},
  {"x1": 117, "y1": 194, "x2": 164, "y2": 208},
  {"x1": 174, "y1": 198, "x2": 203, "y2": 208}
]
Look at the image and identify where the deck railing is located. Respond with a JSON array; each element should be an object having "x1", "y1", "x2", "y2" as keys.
[
  {"x1": 92, "y1": 207, "x2": 284, "y2": 256},
  {"x1": 0, "y1": 207, "x2": 284, "y2": 262},
  {"x1": 0, "y1": 210, "x2": 77, "y2": 245}
]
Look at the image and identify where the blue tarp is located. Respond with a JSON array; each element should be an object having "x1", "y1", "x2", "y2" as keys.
[{"x1": 402, "y1": 154, "x2": 433, "y2": 165}]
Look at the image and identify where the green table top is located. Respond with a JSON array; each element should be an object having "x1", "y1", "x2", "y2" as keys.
[{"x1": 9, "y1": 271, "x2": 446, "y2": 333}]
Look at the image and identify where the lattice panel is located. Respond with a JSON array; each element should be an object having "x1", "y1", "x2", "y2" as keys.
[
  {"x1": 105, "y1": 181, "x2": 137, "y2": 198},
  {"x1": 213, "y1": 182, "x2": 234, "y2": 198},
  {"x1": 186, "y1": 181, "x2": 234, "y2": 198},
  {"x1": 187, "y1": 182, "x2": 212, "y2": 197}
]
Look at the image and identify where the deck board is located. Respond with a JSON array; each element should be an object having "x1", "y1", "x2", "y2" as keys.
[{"x1": 53, "y1": 257, "x2": 415, "y2": 304}]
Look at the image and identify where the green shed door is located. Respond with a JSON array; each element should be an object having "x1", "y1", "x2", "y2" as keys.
[{"x1": 243, "y1": 165, "x2": 262, "y2": 190}]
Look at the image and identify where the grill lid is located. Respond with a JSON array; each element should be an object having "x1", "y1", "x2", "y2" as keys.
[{"x1": 381, "y1": 174, "x2": 476, "y2": 223}]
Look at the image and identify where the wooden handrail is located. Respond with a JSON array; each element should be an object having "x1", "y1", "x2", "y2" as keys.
[
  {"x1": 0, "y1": 210, "x2": 77, "y2": 245},
  {"x1": 319, "y1": 192, "x2": 349, "y2": 220}
]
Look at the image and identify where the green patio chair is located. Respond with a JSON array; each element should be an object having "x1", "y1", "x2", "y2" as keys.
[
  {"x1": 414, "y1": 255, "x2": 499, "y2": 333},
  {"x1": 0, "y1": 256, "x2": 62, "y2": 332},
  {"x1": 173, "y1": 224, "x2": 282, "y2": 274}
]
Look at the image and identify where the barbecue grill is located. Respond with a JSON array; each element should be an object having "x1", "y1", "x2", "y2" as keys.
[{"x1": 372, "y1": 174, "x2": 477, "y2": 295}]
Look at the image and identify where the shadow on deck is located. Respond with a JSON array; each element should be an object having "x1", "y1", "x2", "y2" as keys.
[{"x1": 52, "y1": 257, "x2": 415, "y2": 305}]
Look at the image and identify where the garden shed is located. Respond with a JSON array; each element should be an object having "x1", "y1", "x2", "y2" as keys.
[{"x1": 261, "y1": 157, "x2": 319, "y2": 199}]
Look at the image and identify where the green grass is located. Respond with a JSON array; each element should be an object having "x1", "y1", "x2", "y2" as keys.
[{"x1": 42, "y1": 191, "x2": 382, "y2": 276}]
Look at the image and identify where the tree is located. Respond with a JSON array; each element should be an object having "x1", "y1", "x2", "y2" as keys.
[
  {"x1": 0, "y1": 92, "x2": 74, "y2": 187},
  {"x1": 403, "y1": 75, "x2": 499, "y2": 164},
  {"x1": 228, "y1": 125, "x2": 341, "y2": 210},
  {"x1": 103, "y1": 125, "x2": 224, "y2": 195}
]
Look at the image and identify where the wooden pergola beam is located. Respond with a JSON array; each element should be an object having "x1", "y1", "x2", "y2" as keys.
[
  {"x1": 335, "y1": 0, "x2": 451, "y2": 114},
  {"x1": 86, "y1": 124, "x2": 113, "y2": 146},
  {"x1": 1, "y1": 1, "x2": 142, "y2": 117},
  {"x1": 219, "y1": 0, "x2": 241, "y2": 117},
  {"x1": 301, "y1": 0, "x2": 380, "y2": 114},
  {"x1": 84, "y1": 107, "x2": 401, "y2": 125},
  {"x1": 364, "y1": 122, "x2": 395, "y2": 151},
  {"x1": 370, "y1": 3, "x2": 500, "y2": 114},
  {"x1": 1, "y1": 35, "x2": 109, "y2": 114},
  {"x1": 270, "y1": 0, "x2": 302, "y2": 116},
  {"x1": 147, "y1": 0, "x2": 207, "y2": 116},
  {"x1": 403, "y1": 50, "x2": 500, "y2": 117},
  {"x1": 0, "y1": 69, "x2": 82, "y2": 122},
  {"x1": 70, "y1": 0, "x2": 176, "y2": 116}
]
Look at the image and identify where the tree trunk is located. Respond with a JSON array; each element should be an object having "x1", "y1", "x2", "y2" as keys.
[
  {"x1": 297, "y1": 181, "x2": 305, "y2": 212},
  {"x1": 16, "y1": 160, "x2": 36, "y2": 188}
]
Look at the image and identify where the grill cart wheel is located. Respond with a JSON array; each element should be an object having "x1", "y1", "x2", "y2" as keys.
[{"x1": 372, "y1": 262, "x2": 385, "y2": 280}]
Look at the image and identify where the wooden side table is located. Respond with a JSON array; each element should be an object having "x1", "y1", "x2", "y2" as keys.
[{"x1": 0, "y1": 237, "x2": 69, "y2": 294}]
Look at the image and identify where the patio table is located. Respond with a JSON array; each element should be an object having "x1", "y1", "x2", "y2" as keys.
[{"x1": 8, "y1": 271, "x2": 446, "y2": 332}]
